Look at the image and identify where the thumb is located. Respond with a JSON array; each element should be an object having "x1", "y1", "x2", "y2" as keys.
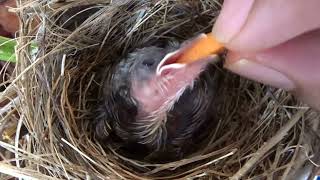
[
  {"x1": 225, "y1": 30, "x2": 320, "y2": 110},
  {"x1": 213, "y1": 0, "x2": 320, "y2": 52}
]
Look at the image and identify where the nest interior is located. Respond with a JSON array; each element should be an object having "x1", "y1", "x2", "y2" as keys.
[{"x1": 0, "y1": 0, "x2": 319, "y2": 179}]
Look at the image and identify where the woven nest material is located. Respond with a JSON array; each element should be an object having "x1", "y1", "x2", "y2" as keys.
[{"x1": 0, "y1": 0, "x2": 319, "y2": 179}]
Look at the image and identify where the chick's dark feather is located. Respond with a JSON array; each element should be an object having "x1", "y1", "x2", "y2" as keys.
[{"x1": 94, "y1": 41, "x2": 221, "y2": 161}]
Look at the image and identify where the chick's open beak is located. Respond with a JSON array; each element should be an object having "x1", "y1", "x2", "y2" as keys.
[
  {"x1": 156, "y1": 40, "x2": 220, "y2": 81},
  {"x1": 156, "y1": 50, "x2": 218, "y2": 76},
  {"x1": 156, "y1": 32, "x2": 224, "y2": 77}
]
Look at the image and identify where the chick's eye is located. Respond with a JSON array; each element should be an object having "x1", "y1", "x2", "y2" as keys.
[{"x1": 142, "y1": 59, "x2": 155, "y2": 67}]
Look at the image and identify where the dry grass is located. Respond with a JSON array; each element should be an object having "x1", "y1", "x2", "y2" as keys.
[{"x1": 0, "y1": 0, "x2": 319, "y2": 179}]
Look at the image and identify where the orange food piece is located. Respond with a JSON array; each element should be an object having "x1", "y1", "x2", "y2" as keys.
[{"x1": 176, "y1": 32, "x2": 225, "y2": 64}]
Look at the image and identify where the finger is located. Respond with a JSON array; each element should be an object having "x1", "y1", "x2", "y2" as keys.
[
  {"x1": 213, "y1": 0, "x2": 320, "y2": 52},
  {"x1": 0, "y1": 25, "x2": 12, "y2": 37},
  {"x1": 225, "y1": 30, "x2": 320, "y2": 109},
  {"x1": 212, "y1": 0, "x2": 255, "y2": 46},
  {"x1": 0, "y1": 0, "x2": 18, "y2": 35}
]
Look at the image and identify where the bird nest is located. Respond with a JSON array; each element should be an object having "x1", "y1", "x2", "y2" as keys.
[{"x1": 0, "y1": 0, "x2": 319, "y2": 179}]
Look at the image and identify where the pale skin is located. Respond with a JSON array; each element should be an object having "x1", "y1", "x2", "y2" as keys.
[
  {"x1": 0, "y1": 0, "x2": 18, "y2": 36},
  {"x1": 212, "y1": 0, "x2": 320, "y2": 110}
]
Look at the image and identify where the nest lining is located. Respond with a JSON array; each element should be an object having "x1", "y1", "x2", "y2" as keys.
[{"x1": 0, "y1": 0, "x2": 319, "y2": 179}]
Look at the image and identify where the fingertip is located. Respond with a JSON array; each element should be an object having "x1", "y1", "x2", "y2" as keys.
[
  {"x1": 224, "y1": 0, "x2": 320, "y2": 52},
  {"x1": 212, "y1": 0, "x2": 255, "y2": 44},
  {"x1": 224, "y1": 30, "x2": 320, "y2": 110},
  {"x1": 224, "y1": 58, "x2": 295, "y2": 91}
]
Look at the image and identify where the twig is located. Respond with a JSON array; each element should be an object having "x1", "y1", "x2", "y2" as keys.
[
  {"x1": 0, "y1": 97, "x2": 20, "y2": 118},
  {"x1": 0, "y1": 162, "x2": 57, "y2": 180},
  {"x1": 0, "y1": 163, "x2": 37, "y2": 180},
  {"x1": 14, "y1": 115, "x2": 24, "y2": 169},
  {"x1": 61, "y1": 138, "x2": 126, "y2": 179},
  {"x1": 60, "y1": 54, "x2": 66, "y2": 77},
  {"x1": 61, "y1": 138, "x2": 98, "y2": 166},
  {"x1": 230, "y1": 109, "x2": 308, "y2": 180}
]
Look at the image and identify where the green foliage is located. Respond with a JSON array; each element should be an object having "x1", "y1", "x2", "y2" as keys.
[
  {"x1": 0, "y1": 36, "x2": 17, "y2": 62},
  {"x1": 0, "y1": 36, "x2": 37, "y2": 63}
]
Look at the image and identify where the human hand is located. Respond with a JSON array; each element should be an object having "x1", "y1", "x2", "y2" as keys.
[
  {"x1": 0, "y1": 0, "x2": 19, "y2": 36},
  {"x1": 212, "y1": 0, "x2": 320, "y2": 110}
]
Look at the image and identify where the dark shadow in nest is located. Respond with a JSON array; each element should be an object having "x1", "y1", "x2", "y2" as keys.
[{"x1": 49, "y1": 0, "x2": 226, "y2": 165}]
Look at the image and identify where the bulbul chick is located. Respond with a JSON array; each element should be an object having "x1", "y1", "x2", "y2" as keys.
[{"x1": 95, "y1": 41, "x2": 221, "y2": 161}]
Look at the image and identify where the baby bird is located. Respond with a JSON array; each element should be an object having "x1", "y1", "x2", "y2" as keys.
[{"x1": 95, "y1": 41, "x2": 222, "y2": 161}]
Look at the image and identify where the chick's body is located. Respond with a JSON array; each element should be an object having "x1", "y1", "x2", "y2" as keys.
[{"x1": 95, "y1": 41, "x2": 221, "y2": 161}]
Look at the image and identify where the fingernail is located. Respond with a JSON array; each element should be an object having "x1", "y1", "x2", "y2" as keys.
[
  {"x1": 212, "y1": 0, "x2": 255, "y2": 43},
  {"x1": 225, "y1": 59, "x2": 295, "y2": 90}
]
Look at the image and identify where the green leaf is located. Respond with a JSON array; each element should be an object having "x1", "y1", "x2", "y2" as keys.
[
  {"x1": 0, "y1": 36, "x2": 17, "y2": 62},
  {"x1": 0, "y1": 36, "x2": 38, "y2": 63}
]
